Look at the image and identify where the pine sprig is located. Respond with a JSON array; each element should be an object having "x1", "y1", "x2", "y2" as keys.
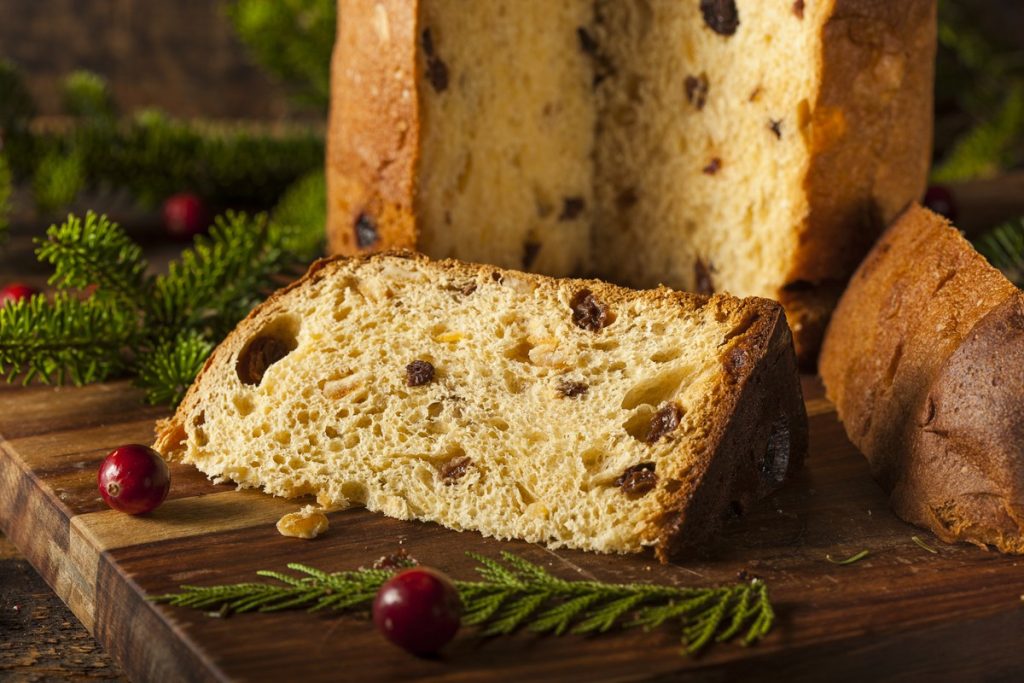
[
  {"x1": 36, "y1": 212, "x2": 149, "y2": 305},
  {"x1": 1, "y1": 205, "x2": 322, "y2": 404},
  {"x1": 975, "y1": 216, "x2": 1024, "y2": 287},
  {"x1": 0, "y1": 293, "x2": 136, "y2": 385},
  {"x1": 153, "y1": 552, "x2": 775, "y2": 655},
  {"x1": 134, "y1": 331, "x2": 215, "y2": 406}
]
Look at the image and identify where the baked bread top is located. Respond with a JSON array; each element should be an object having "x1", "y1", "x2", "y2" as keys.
[
  {"x1": 820, "y1": 204, "x2": 1024, "y2": 552},
  {"x1": 155, "y1": 252, "x2": 807, "y2": 560},
  {"x1": 326, "y1": 0, "x2": 937, "y2": 364}
]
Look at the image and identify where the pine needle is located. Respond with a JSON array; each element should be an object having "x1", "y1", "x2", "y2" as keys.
[
  {"x1": 152, "y1": 552, "x2": 776, "y2": 656},
  {"x1": 826, "y1": 550, "x2": 870, "y2": 566},
  {"x1": 911, "y1": 536, "x2": 939, "y2": 554}
]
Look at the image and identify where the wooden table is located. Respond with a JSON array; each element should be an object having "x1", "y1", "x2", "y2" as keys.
[{"x1": 3, "y1": 177, "x2": 1024, "y2": 681}]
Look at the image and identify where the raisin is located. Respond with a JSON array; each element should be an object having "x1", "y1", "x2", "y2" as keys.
[
  {"x1": 371, "y1": 548, "x2": 419, "y2": 570},
  {"x1": 700, "y1": 0, "x2": 740, "y2": 36},
  {"x1": 615, "y1": 463, "x2": 657, "y2": 498},
  {"x1": 421, "y1": 28, "x2": 449, "y2": 92},
  {"x1": 684, "y1": 73, "x2": 709, "y2": 110},
  {"x1": 236, "y1": 335, "x2": 292, "y2": 386},
  {"x1": 769, "y1": 119, "x2": 783, "y2": 139},
  {"x1": 616, "y1": 187, "x2": 638, "y2": 211},
  {"x1": 491, "y1": 271, "x2": 503, "y2": 283},
  {"x1": 440, "y1": 456, "x2": 472, "y2": 484},
  {"x1": 694, "y1": 258, "x2": 715, "y2": 295},
  {"x1": 523, "y1": 240, "x2": 542, "y2": 269},
  {"x1": 355, "y1": 213, "x2": 379, "y2": 248},
  {"x1": 405, "y1": 360, "x2": 435, "y2": 387},
  {"x1": 421, "y1": 28, "x2": 436, "y2": 56},
  {"x1": 702, "y1": 158, "x2": 722, "y2": 175},
  {"x1": 577, "y1": 27, "x2": 599, "y2": 55},
  {"x1": 570, "y1": 289, "x2": 613, "y2": 331},
  {"x1": 761, "y1": 416, "x2": 791, "y2": 484},
  {"x1": 646, "y1": 402, "x2": 683, "y2": 443},
  {"x1": 460, "y1": 283, "x2": 477, "y2": 296},
  {"x1": 558, "y1": 196, "x2": 586, "y2": 221},
  {"x1": 793, "y1": 0, "x2": 805, "y2": 19},
  {"x1": 556, "y1": 378, "x2": 589, "y2": 398}
]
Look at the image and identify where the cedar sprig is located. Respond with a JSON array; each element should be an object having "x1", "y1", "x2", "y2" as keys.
[
  {"x1": 975, "y1": 216, "x2": 1024, "y2": 287},
  {"x1": 152, "y1": 551, "x2": 775, "y2": 655}
]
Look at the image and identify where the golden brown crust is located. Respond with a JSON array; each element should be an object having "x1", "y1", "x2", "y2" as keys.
[
  {"x1": 820, "y1": 204, "x2": 1023, "y2": 552},
  {"x1": 898, "y1": 294, "x2": 1024, "y2": 553},
  {"x1": 787, "y1": 0, "x2": 937, "y2": 363},
  {"x1": 156, "y1": 252, "x2": 807, "y2": 560},
  {"x1": 656, "y1": 301, "x2": 807, "y2": 561},
  {"x1": 326, "y1": 0, "x2": 419, "y2": 256}
]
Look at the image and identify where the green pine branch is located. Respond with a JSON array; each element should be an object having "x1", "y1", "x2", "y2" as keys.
[
  {"x1": 134, "y1": 331, "x2": 215, "y2": 407},
  {"x1": 0, "y1": 293, "x2": 137, "y2": 385},
  {"x1": 226, "y1": 0, "x2": 336, "y2": 111},
  {"x1": 35, "y1": 212, "x2": 149, "y2": 305},
  {"x1": 932, "y1": 82, "x2": 1024, "y2": 183},
  {"x1": 152, "y1": 551, "x2": 775, "y2": 655},
  {"x1": 1, "y1": 201, "x2": 322, "y2": 404},
  {"x1": 976, "y1": 216, "x2": 1024, "y2": 287}
]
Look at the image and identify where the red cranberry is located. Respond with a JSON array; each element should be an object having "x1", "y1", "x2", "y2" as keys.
[
  {"x1": 162, "y1": 192, "x2": 209, "y2": 240},
  {"x1": 924, "y1": 185, "x2": 957, "y2": 222},
  {"x1": 372, "y1": 567, "x2": 462, "y2": 655},
  {"x1": 0, "y1": 283, "x2": 38, "y2": 306},
  {"x1": 97, "y1": 445, "x2": 170, "y2": 515}
]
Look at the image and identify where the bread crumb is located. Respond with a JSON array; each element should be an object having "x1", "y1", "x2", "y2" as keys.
[{"x1": 277, "y1": 505, "x2": 329, "y2": 539}]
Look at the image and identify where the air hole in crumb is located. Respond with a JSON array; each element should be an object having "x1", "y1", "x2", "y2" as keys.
[
  {"x1": 233, "y1": 394, "x2": 254, "y2": 416},
  {"x1": 427, "y1": 402, "x2": 443, "y2": 419},
  {"x1": 621, "y1": 366, "x2": 691, "y2": 409}
]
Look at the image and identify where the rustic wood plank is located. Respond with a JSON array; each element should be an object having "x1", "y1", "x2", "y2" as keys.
[{"x1": 1, "y1": 377, "x2": 1023, "y2": 682}]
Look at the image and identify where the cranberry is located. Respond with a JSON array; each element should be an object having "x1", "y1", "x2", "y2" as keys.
[
  {"x1": 923, "y1": 185, "x2": 957, "y2": 222},
  {"x1": 0, "y1": 283, "x2": 38, "y2": 306},
  {"x1": 97, "y1": 444, "x2": 170, "y2": 515},
  {"x1": 162, "y1": 192, "x2": 209, "y2": 240},
  {"x1": 372, "y1": 567, "x2": 462, "y2": 655}
]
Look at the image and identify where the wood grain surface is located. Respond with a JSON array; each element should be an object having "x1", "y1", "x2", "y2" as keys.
[{"x1": 1, "y1": 377, "x2": 1022, "y2": 682}]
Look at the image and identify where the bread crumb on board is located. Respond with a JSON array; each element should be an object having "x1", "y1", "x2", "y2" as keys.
[{"x1": 277, "y1": 505, "x2": 329, "y2": 539}]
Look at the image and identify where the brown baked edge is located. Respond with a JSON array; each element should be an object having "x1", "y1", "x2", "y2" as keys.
[
  {"x1": 656, "y1": 302, "x2": 808, "y2": 562},
  {"x1": 325, "y1": 0, "x2": 420, "y2": 257},
  {"x1": 784, "y1": 0, "x2": 937, "y2": 365}
]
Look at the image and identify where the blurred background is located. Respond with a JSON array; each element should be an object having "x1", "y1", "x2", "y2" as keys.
[{"x1": 0, "y1": 1, "x2": 1023, "y2": 676}]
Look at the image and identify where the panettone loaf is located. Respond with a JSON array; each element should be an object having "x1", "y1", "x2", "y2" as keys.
[
  {"x1": 155, "y1": 253, "x2": 807, "y2": 559},
  {"x1": 326, "y1": 0, "x2": 937, "y2": 362},
  {"x1": 820, "y1": 205, "x2": 1024, "y2": 553}
]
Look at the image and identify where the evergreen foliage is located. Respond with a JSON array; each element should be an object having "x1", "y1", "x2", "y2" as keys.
[
  {"x1": 933, "y1": 0, "x2": 1024, "y2": 182},
  {"x1": 0, "y1": 152, "x2": 10, "y2": 243},
  {"x1": 0, "y1": 210, "x2": 322, "y2": 404},
  {"x1": 976, "y1": 216, "x2": 1024, "y2": 287},
  {"x1": 225, "y1": 0, "x2": 335, "y2": 111},
  {"x1": 154, "y1": 551, "x2": 775, "y2": 655}
]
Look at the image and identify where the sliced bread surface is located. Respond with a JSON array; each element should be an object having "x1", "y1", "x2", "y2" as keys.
[
  {"x1": 155, "y1": 253, "x2": 807, "y2": 559},
  {"x1": 326, "y1": 0, "x2": 937, "y2": 362}
]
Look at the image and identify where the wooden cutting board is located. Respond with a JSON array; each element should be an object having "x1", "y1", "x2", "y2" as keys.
[{"x1": 0, "y1": 377, "x2": 1022, "y2": 682}]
